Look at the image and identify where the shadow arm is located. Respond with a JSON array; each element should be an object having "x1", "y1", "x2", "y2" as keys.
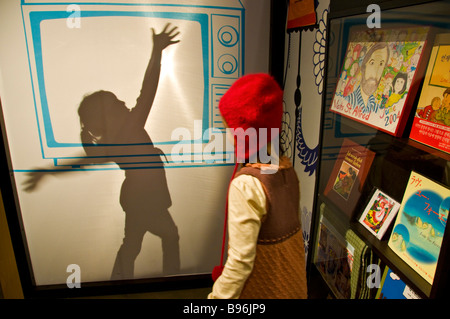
[{"x1": 131, "y1": 23, "x2": 180, "y2": 127}]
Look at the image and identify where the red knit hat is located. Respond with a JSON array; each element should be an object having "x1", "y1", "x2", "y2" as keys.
[{"x1": 218, "y1": 73, "x2": 283, "y2": 161}]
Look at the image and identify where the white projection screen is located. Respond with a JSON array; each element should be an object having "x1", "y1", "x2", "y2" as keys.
[{"x1": 0, "y1": 0, "x2": 273, "y2": 293}]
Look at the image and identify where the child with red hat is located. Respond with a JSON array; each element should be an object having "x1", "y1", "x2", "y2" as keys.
[{"x1": 208, "y1": 73, "x2": 308, "y2": 299}]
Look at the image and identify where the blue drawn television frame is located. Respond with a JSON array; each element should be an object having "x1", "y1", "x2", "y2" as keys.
[{"x1": 26, "y1": 9, "x2": 210, "y2": 151}]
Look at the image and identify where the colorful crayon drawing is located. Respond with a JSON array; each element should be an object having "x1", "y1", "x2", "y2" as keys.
[
  {"x1": 416, "y1": 44, "x2": 450, "y2": 126},
  {"x1": 411, "y1": 37, "x2": 450, "y2": 153},
  {"x1": 359, "y1": 189, "x2": 400, "y2": 239},
  {"x1": 331, "y1": 26, "x2": 429, "y2": 136},
  {"x1": 332, "y1": 160, "x2": 358, "y2": 201},
  {"x1": 388, "y1": 172, "x2": 449, "y2": 284}
]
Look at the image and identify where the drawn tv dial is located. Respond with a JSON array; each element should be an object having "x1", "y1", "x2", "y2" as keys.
[
  {"x1": 218, "y1": 25, "x2": 239, "y2": 47},
  {"x1": 218, "y1": 54, "x2": 238, "y2": 75}
]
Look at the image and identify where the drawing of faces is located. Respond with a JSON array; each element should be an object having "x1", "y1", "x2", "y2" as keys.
[
  {"x1": 349, "y1": 62, "x2": 359, "y2": 77},
  {"x1": 361, "y1": 43, "x2": 389, "y2": 96},
  {"x1": 383, "y1": 77, "x2": 393, "y2": 95},
  {"x1": 393, "y1": 51, "x2": 404, "y2": 70},
  {"x1": 343, "y1": 77, "x2": 356, "y2": 97},
  {"x1": 352, "y1": 44, "x2": 362, "y2": 60},
  {"x1": 443, "y1": 89, "x2": 450, "y2": 109},
  {"x1": 338, "y1": 71, "x2": 348, "y2": 93},
  {"x1": 344, "y1": 47, "x2": 354, "y2": 69},
  {"x1": 393, "y1": 77, "x2": 406, "y2": 94}
]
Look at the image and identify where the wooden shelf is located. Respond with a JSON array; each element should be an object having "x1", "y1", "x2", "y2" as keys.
[{"x1": 308, "y1": 0, "x2": 450, "y2": 299}]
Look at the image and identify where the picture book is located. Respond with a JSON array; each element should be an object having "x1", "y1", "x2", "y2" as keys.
[
  {"x1": 376, "y1": 267, "x2": 421, "y2": 299},
  {"x1": 316, "y1": 203, "x2": 373, "y2": 299},
  {"x1": 410, "y1": 33, "x2": 450, "y2": 154},
  {"x1": 330, "y1": 26, "x2": 430, "y2": 136},
  {"x1": 324, "y1": 138, "x2": 375, "y2": 218},
  {"x1": 315, "y1": 214, "x2": 353, "y2": 299},
  {"x1": 359, "y1": 188, "x2": 401, "y2": 239},
  {"x1": 388, "y1": 171, "x2": 450, "y2": 284}
]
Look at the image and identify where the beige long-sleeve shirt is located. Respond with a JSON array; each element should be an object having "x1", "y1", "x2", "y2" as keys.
[{"x1": 208, "y1": 174, "x2": 267, "y2": 299}]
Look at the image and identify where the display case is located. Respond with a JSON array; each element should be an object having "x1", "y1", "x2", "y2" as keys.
[{"x1": 309, "y1": 0, "x2": 450, "y2": 299}]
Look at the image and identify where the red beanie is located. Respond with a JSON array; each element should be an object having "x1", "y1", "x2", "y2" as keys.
[{"x1": 218, "y1": 73, "x2": 283, "y2": 161}]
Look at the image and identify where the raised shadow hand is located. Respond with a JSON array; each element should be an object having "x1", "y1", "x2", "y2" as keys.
[{"x1": 152, "y1": 23, "x2": 180, "y2": 51}]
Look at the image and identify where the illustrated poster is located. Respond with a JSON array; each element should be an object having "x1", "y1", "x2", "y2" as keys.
[
  {"x1": 323, "y1": 138, "x2": 375, "y2": 218},
  {"x1": 388, "y1": 171, "x2": 449, "y2": 284},
  {"x1": 315, "y1": 215, "x2": 353, "y2": 299},
  {"x1": 410, "y1": 34, "x2": 450, "y2": 154},
  {"x1": 359, "y1": 188, "x2": 400, "y2": 239},
  {"x1": 330, "y1": 26, "x2": 429, "y2": 136},
  {"x1": 376, "y1": 267, "x2": 421, "y2": 299}
]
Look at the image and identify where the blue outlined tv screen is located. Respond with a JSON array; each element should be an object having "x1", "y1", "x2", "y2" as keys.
[
  {"x1": 1, "y1": 0, "x2": 273, "y2": 288},
  {"x1": 21, "y1": 0, "x2": 244, "y2": 169}
]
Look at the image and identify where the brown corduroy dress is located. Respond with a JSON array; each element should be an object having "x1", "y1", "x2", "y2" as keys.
[{"x1": 236, "y1": 158, "x2": 308, "y2": 299}]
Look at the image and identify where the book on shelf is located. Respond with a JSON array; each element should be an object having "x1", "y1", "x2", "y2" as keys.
[
  {"x1": 409, "y1": 33, "x2": 450, "y2": 154},
  {"x1": 376, "y1": 267, "x2": 421, "y2": 299},
  {"x1": 315, "y1": 213, "x2": 353, "y2": 299},
  {"x1": 388, "y1": 171, "x2": 450, "y2": 285},
  {"x1": 323, "y1": 138, "x2": 375, "y2": 218},
  {"x1": 316, "y1": 203, "x2": 374, "y2": 299},
  {"x1": 330, "y1": 25, "x2": 430, "y2": 136},
  {"x1": 358, "y1": 188, "x2": 401, "y2": 239}
]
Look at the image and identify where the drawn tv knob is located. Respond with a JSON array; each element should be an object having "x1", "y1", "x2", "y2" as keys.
[
  {"x1": 217, "y1": 25, "x2": 239, "y2": 47},
  {"x1": 217, "y1": 54, "x2": 238, "y2": 75}
]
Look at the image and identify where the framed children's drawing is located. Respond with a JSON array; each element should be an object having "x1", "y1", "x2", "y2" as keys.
[
  {"x1": 410, "y1": 33, "x2": 450, "y2": 154},
  {"x1": 330, "y1": 26, "x2": 430, "y2": 137},
  {"x1": 358, "y1": 188, "x2": 401, "y2": 239}
]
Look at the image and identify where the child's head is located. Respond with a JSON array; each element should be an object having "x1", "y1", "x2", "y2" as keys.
[
  {"x1": 218, "y1": 73, "x2": 283, "y2": 162},
  {"x1": 78, "y1": 90, "x2": 128, "y2": 144},
  {"x1": 431, "y1": 97, "x2": 441, "y2": 110}
]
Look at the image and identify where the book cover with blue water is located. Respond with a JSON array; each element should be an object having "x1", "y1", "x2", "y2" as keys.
[
  {"x1": 388, "y1": 171, "x2": 449, "y2": 284},
  {"x1": 376, "y1": 267, "x2": 421, "y2": 299}
]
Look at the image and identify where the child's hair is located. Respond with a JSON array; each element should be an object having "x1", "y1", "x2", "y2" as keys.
[
  {"x1": 77, "y1": 90, "x2": 123, "y2": 153},
  {"x1": 444, "y1": 88, "x2": 450, "y2": 98}
]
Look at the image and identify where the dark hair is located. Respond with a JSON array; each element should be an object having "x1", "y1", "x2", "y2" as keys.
[
  {"x1": 78, "y1": 91, "x2": 116, "y2": 125},
  {"x1": 393, "y1": 72, "x2": 408, "y2": 95},
  {"x1": 444, "y1": 88, "x2": 450, "y2": 97},
  {"x1": 77, "y1": 90, "x2": 118, "y2": 148}
]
